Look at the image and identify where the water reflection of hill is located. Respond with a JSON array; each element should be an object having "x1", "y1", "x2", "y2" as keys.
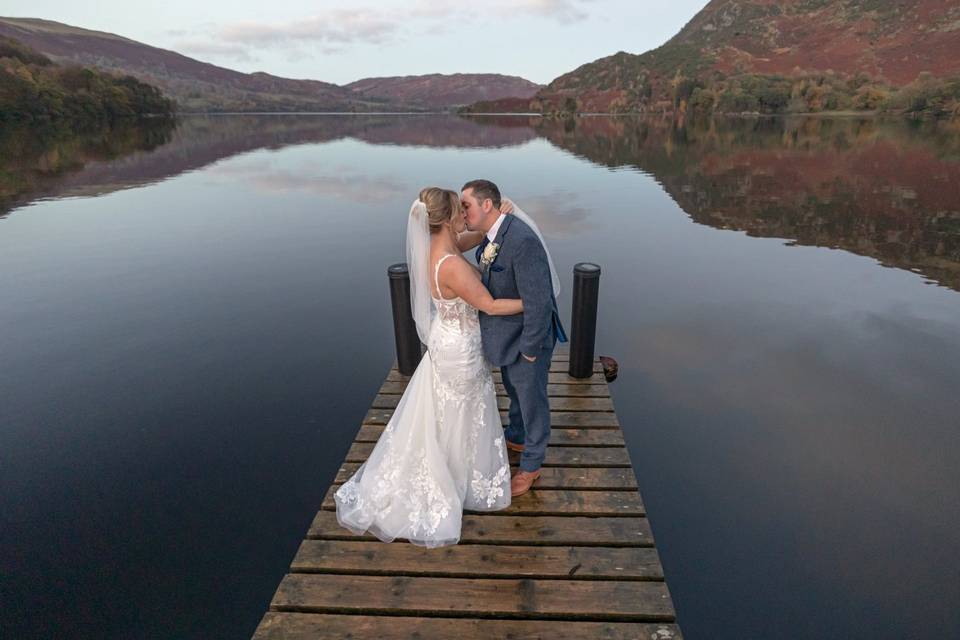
[
  {"x1": 0, "y1": 121, "x2": 177, "y2": 216},
  {"x1": 536, "y1": 116, "x2": 960, "y2": 292},
  {"x1": 0, "y1": 115, "x2": 536, "y2": 219},
  {"x1": 6, "y1": 113, "x2": 960, "y2": 293}
]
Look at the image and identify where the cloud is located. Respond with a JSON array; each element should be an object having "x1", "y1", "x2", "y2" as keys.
[
  {"x1": 219, "y1": 9, "x2": 398, "y2": 47},
  {"x1": 406, "y1": 0, "x2": 589, "y2": 22},
  {"x1": 207, "y1": 159, "x2": 408, "y2": 204},
  {"x1": 174, "y1": 39, "x2": 257, "y2": 63},
  {"x1": 201, "y1": 0, "x2": 592, "y2": 55},
  {"x1": 511, "y1": 192, "x2": 593, "y2": 237},
  {"x1": 510, "y1": 0, "x2": 592, "y2": 23}
]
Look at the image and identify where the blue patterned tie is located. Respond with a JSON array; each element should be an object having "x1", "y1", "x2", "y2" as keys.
[{"x1": 475, "y1": 237, "x2": 490, "y2": 264}]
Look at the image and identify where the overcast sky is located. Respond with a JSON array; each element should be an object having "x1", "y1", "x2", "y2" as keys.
[{"x1": 3, "y1": 1, "x2": 711, "y2": 85}]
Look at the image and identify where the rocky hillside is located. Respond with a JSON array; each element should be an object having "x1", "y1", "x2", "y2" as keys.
[
  {"x1": 668, "y1": 0, "x2": 960, "y2": 84},
  {"x1": 0, "y1": 17, "x2": 540, "y2": 112},
  {"x1": 473, "y1": 0, "x2": 960, "y2": 116},
  {"x1": 345, "y1": 74, "x2": 540, "y2": 109}
]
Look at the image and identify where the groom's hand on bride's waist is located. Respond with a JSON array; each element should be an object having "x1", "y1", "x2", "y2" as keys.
[{"x1": 521, "y1": 353, "x2": 537, "y2": 362}]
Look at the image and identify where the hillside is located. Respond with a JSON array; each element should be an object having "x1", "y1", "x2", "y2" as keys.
[
  {"x1": 0, "y1": 17, "x2": 375, "y2": 112},
  {"x1": 0, "y1": 35, "x2": 174, "y2": 122},
  {"x1": 471, "y1": 0, "x2": 960, "y2": 116},
  {"x1": 345, "y1": 74, "x2": 540, "y2": 109},
  {"x1": 0, "y1": 17, "x2": 541, "y2": 112}
]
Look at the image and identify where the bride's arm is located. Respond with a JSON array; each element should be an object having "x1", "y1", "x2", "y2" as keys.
[
  {"x1": 442, "y1": 256, "x2": 523, "y2": 316},
  {"x1": 455, "y1": 198, "x2": 515, "y2": 253},
  {"x1": 456, "y1": 230, "x2": 485, "y2": 253}
]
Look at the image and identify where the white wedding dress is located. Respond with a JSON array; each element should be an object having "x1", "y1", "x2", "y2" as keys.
[{"x1": 334, "y1": 253, "x2": 511, "y2": 547}]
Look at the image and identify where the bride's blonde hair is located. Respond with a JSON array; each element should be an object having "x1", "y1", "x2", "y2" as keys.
[{"x1": 419, "y1": 187, "x2": 462, "y2": 234}]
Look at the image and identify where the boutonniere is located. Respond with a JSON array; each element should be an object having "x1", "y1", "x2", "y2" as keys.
[{"x1": 480, "y1": 242, "x2": 500, "y2": 269}]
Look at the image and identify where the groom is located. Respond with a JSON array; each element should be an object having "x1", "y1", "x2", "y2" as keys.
[{"x1": 461, "y1": 179, "x2": 567, "y2": 497}]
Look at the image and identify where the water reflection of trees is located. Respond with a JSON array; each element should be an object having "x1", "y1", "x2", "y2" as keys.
[
  {"x1": 6, "y1": 113, "x2": 960, "y2": 292},
  {"x1": 536, "y1": 116, "x2": 960, "y2": 292},
  {"x1": 0, "y1": 120, "x2": 175, "y2": 216},
  {"x1": 0, "y1": 115, "x2": 537, "y2": 219}
]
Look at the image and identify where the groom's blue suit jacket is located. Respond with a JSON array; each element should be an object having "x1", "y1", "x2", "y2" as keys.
[{"x1": 475, "y1": 214, "x2": 567, "y2": 367}]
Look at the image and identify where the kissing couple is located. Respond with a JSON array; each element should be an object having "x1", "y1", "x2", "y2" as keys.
[{"x1": 335, "y1": 179, "x2": 566, "y2": 548}]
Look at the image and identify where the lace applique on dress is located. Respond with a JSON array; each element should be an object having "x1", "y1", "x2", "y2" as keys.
[
  {"x1": 333, "y1": 252, "x2": 511, "y2": 547},
  {"x1": 407, "y1": 448, "x2": 453, "y2": 537}
]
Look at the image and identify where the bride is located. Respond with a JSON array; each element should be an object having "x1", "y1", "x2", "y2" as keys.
[{"x1": 334, "y1": 187, "x2": 523, "y2": 547}]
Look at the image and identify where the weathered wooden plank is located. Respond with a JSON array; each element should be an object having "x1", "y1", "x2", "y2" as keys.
[
  {"x1": 308, "y1": 511, "x2": 655, "y2": 547},
  {"x1": 322, "y1": 485, "x2": 644, "y2": 516},
  {"x1": 504, "y1": 447, "x2": 631, "y2": 467},
  {"x1": 335, "y1": 462, "x2": 638, "y2": 489},
  {"x1": 378, "y1": 381, "x2": 611, "y2": 397},
  {"x1": 290, "y1": 540, "x2": 664, "y2": 580},
  {"x1": 252, "y1": 612, "x2": 684, "y2": 640},
  {"x1": 512, "y1": 371, "x2": 608, "y2": 385},
  {"x1": 371, "y1": 394, "x2": 615, "y2": 412},
  {"x1": 345, "y1": 442, "x2": 631, "y2": 467},
  {"x1": 464, "y1": 488, "x2": 632, "y2": 517},
  {"x1": 551, "y1": 357, "x2": 602, "y2": 365},
  {"x1": 554, "y1": 361, "x2": 604, "y2": 373},
  {"x1": 522, "y1": 383, "x2": 611, "y2": 397},
  {"x1": 354, "y1": 424, "x2": 624, "y2": 447},
  {"x1": 386, "y1": 369, "x2": 608, "y2": 385},
  {"x1": 551, "y1": 353, "x2": 607, "y2": 363},
  {"x1": 269, "y1": 574, "x2": 676, "y2": 621},
  {"x1": 364, "y1": 408, "x2": 620, "y2": 428},
  {"x1": 393, "y1": 361, "x2": 602, "y2": 374}
]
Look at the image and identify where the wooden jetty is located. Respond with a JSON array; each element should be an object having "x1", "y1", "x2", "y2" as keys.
[{"x1": 252, "y1": 344, "x2": 682, "y2": 639}]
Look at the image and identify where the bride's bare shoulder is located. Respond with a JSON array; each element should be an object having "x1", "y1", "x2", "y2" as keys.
[
  {"x1": 436, "y1": 253, "x2": 481, "y2": 284},
  {"x1": 432, "y1": 251, "x2": 461, "y2": 268}
]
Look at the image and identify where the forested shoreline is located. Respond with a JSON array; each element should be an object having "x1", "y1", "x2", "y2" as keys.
[{"x1": 0, "y1": 36, "x2": 175, "y2": 123}]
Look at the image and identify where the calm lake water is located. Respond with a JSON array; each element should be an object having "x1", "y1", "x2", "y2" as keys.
[{"x1": 2, "y1": 114, "x2": 959, "y2": 639}]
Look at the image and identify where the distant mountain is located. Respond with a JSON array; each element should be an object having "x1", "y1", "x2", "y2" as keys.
[
  {"x1": 470, "y1": 0, "x2": 960, "y2": 116},
  {"x1": 345, "y1": 74, "x2": 540, "y2": 109},
  {"x1": 0, "y1": 17, "x2": 541, "y2": 113}
]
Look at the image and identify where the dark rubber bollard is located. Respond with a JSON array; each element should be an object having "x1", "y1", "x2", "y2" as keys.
[
  {"x1": 388, "y1": 263, "x2": 423, "y2": 375},
  {"x1": 568, "y1": 263, "x2": 601, "y2": 379}
]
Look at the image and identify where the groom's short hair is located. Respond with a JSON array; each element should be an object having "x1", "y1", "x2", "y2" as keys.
[{"x1": 462, "y1": 179, "x2": 501, "y2": 209}]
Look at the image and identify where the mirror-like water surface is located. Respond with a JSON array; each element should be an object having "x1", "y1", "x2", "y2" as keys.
[{"x1": 2, "y1": 114, "x2": 958, "y2": 639}]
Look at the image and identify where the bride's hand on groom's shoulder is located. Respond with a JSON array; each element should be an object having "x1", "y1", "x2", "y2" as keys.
[{"x1": 501, "y1": 198, "x2": 514, "y2": 214}]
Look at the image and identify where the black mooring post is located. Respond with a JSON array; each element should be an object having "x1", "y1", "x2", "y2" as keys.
[
  {"x1": 388, "y1": 263, "x2": 422, "y2": 375},
  {"x1": 569, "y1": 262, "x2": 601, "y2": 379}
]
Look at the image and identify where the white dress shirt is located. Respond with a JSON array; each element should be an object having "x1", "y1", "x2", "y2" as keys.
[{"x1": 486, "y1": 212, "x2": 506, "y2": 243}]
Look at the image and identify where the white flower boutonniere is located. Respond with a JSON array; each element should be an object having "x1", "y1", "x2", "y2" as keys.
[{"x1": 480, "y1": 242, "x2": 500, "y2": 269}]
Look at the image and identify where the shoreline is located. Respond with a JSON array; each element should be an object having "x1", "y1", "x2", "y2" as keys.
[{"x1": 171, "y1": 110, "x2": 950, "y2": 121}]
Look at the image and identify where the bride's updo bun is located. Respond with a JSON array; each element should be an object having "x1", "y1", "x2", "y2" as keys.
[{"x1": 419, "y1": 187, "x2": 461, "y2": 234}]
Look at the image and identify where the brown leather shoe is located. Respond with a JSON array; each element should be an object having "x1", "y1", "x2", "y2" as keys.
[
  {"x1": 510, "y1": 469, "x2": 542, "y2": 497},
  {"x1": 505, "y1": 439, "x2": 524, "y2": 452}
]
